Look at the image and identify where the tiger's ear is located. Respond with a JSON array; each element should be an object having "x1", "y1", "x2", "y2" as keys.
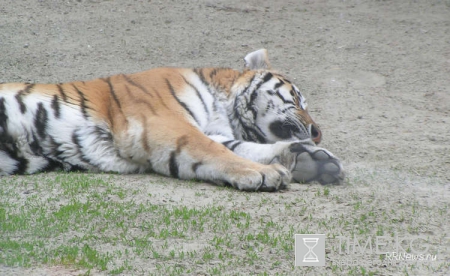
[{"x1": 244, "y1": 49, "x2": 271, "y2": 70}]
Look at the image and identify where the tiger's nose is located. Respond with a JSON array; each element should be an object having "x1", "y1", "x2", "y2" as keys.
[{"x1": 310, "y1": 124, "x2": 322, "y2": 144}]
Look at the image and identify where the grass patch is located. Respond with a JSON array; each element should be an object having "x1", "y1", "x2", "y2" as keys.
[{"x1": 0, "y1": 171, "x2": 448, "y2": 275}]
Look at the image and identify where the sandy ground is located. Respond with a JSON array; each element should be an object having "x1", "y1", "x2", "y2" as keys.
[{"x1": 1, "y1": 0, "x2": 449, "y2": 275}]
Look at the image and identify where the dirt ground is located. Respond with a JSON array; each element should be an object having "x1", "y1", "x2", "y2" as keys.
[{"x1": 1, "y1": 0, "x2": 449, "y2": 275}]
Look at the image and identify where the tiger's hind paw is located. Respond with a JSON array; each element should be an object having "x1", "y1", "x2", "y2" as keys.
[{"x1": 288, "y1": 143, "x2": 345, "y2": 185}]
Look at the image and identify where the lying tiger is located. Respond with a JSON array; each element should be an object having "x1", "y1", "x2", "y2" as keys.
[{"x1": 0, "y1": 49, "x2": 344, "y2": 191}]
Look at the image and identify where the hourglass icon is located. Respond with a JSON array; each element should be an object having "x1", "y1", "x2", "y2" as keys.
[{"x1": 302, "y1": 238, "x2": 319, "y2": 262}]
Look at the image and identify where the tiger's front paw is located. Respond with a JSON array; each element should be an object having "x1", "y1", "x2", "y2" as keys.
[
  {"x1": 288, "y1": 142, "x2": 345, "y2": 185},
  {"x1": 271, "y1": 141, "x2": 344, "y2": 185},
  {"x1": 225, "y1": 163, "x2": 291, "y2": 192}
]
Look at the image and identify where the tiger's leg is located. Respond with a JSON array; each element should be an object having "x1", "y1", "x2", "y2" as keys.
[
  {"x1": 208, "y1": 135, "x2": 344, "y2": 185},
  {"x1": 134, "y1": 125, "x2": 291, "y2": 192}
]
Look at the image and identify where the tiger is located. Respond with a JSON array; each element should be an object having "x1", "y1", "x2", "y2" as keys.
[{"x1": 0, "y1": 49, "x2": 344, "y2": 191}]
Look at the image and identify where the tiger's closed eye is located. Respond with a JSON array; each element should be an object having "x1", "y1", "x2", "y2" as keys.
[{"x1": 269, "y1": 120, "x2": 296, "y2": 139}]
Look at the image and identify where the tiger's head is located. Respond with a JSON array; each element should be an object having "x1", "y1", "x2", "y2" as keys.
[{"x1": 229, "y1": 49, "x2": 322, "y2": 144}]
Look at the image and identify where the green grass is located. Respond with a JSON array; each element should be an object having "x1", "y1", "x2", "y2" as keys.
[{"x1": 0, "y1": 171, "x2": 448, "y2": 275}]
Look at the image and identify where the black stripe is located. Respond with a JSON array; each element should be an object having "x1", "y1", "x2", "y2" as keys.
[
  {"x1": 181, "y1": 75, "x2": 209, "y2": 117},
  {"x1": 14, "y1": 156, "x2": 28, "y2": 175},
  {"x1": 209, "y1": 68, "x2": 218, "y2": 80},
  {"x1": 231, "y1": 73, "x2": 267, "y2": 143},
  {"x1": 140, "y1": 116, "x2": 151, "y2": 152},
  {"x1": 125, "y1": 85, "x2": 157, "y2": 115},
  {"x1": 124, "y1": 83, "x2": 133, "y2": 97},
  {"x1": 232, "y1": 75, "x2": 255, "y2": 121},
  {"x1": 57, "y1": 84, "x2": 68, "y2": 102},
  {"x1": 222, "y1": 140, "x2": 242, "y2": 152},
  {"x1": 166, "y1": 79, "x2": 200, "y2": 125},
  {"x1": 275, "y1": 90, "x2": 294, "y2": 105},
  {"x1": 232, "y1": 80, "x2": 270, "y2": 144},
  {"x1": 193, "y1": 68, "x2": 216, "y2": 97},
  {"x1": 251, "y1": 72, "x2": 273, "y2": 94},
  {"x1": 261, "y1": 173, "x2": 266, "y2": 187},
  {"x1": 123, "y1": 74, "x2": 169, "y2": 109},
  {"x1": 274, "y1": 80, "x2": 284, "y2": 90},
  {"x1": 239, "y1": 73, "x2": 274, "y2": 120},
  {"x1": 72, "y1": 84, "x2": 89, "y2": 119},
  {"x1": 64, "y1": 164, "x2": 88, "y2": 173},
  {"x1": 150, "y1": 86, "x2": 169, "y2": 109},
  {"x1": 192, "y1": 161, "x2": 202, "y2": 173},
  {"x1": 30, "y1": 133, "x2": 42, "y2": 155},
  {"x1": 241, "y1": 124, "x2": 267, "y2": 143},
  {"x1": 280, "y1": 106, "x2": 296, "y2": 114},
  {"x1": 0, "y1": 138, "x2": 29, "y2": 175},
  {"x1": 15, "y1": 93, "x2": 27, "y2": 114},
  {"x1": 194, "y1": 68, "x2": 207, "y2": 85},
  {"x1": 106, "y1": 107, "x2": 114, "y2": 126},
  {"x1": 49, "y1": 136, "x2": 65, "y2": 159},
  {"x1": 233, "y1": 75, "x2": 255, "y2": 110},
  {"x1": 122, "y1": 74, "x2": 154, "y2": 98},
  {"x1": 247, "y1": 90, "x2": 259, "y2": 119},
  {"x1": 0, "y1": 98, "x2": 14, "y2": 158},
  {"x1": 35, "y1": 102, "x2": 48, "y2": 139},
  {"x1": 141, "y1": 101, "x2": 157, "y2": 115},
  {"x1": 16, "y1": 83, "x2": 35, "y2": 113},
  {"x1": 72, "y1": 131, "x2": 81, "y2": 149},
  {"x1": 169, "y1": 136, "x2": 189, "y2": 178},
  {"x1": 229, "y1": 141, "x2": 242, "y2": 151},
  {"x1": 99, "y1": 77, "x2": 124, "y2": 123},
  {"x1": 169, "y1": 151, "x2": 179, "y2": 178},
  {"x1": 222, "y1": 140, "x2": 234, "y2": 148},
  {"x1": 194, "y1": 69, "x2": 223, "y2": 121},
  {"x1": 42, "y1": 158, "x2": 63, "y2": 172},
  {"x1": 245, "y1": 74, "x2": 257, "y2": 90},
  {"x1": 261, "y1": 72, "x2": 273, "y2": 85},
  {"x1": 51, "y1": 95, "x2": 61, "y2": 118},
  {"x1": 24, "y1": 84, "x2": 35, "y2": 94},
  {"x1": 102, "y1": 77, "x2": 122, "y2": 108},
  {"x1": 93, "y1": 125, "x2": 113, "y2": 143},
  {"x1": 0, "y1": 140, "x2": 27, "y2": 174},
  {"x1": 71, "y1": 132, "x2": 92, "y2": 164},
  {"x1": 0, "y1": 97, "x2": 8, "y2": 133}
]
